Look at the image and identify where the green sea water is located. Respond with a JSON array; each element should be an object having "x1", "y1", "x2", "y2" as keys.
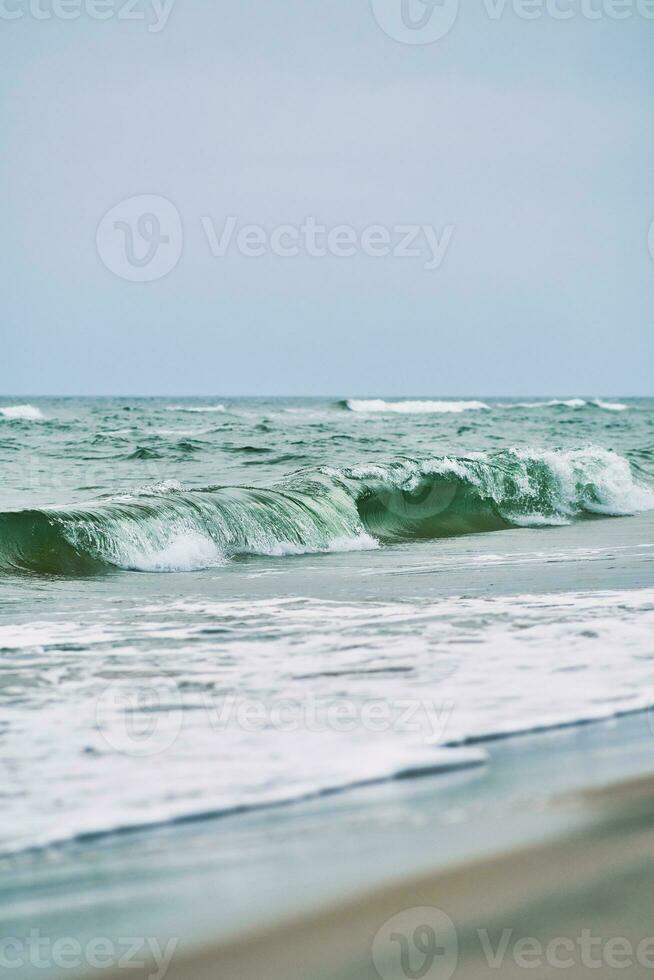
[
  {"x1": 1, "y1": 395, "x2": 653, "y2": 573},
  {"x1": 1, "y1": 394, "x2": 654, "y2": 859}
]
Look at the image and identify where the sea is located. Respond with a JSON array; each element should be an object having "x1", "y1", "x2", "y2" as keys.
[{"x1": 1, "y1": 394, "x2": 654, "y2": 868}]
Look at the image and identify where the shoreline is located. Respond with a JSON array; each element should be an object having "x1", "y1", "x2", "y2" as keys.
[
  {"x1": 92, "y1": 769, "x2": 654, "y2": 980},
  {"x1": 5, "y1": 708, "x2": 654, "y2": 980}
]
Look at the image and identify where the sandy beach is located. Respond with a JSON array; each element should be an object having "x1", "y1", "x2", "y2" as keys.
[
  {"x1": 87, "y1": 770, "x2": 654, "y2": 980},
  {"x1": 1, "y1": 490, "x2": 652, "y2": 980},
  {"x1": 4, "y1": 0, "x2": 654, "y2": 972},
  {"x1": 2, "y1": 406, "x2": 653, "y2": 980}
]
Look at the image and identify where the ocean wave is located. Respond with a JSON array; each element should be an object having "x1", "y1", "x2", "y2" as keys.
[
  {"x1": 129, "y1": 530, "x2": 225, "y2": 572},
  {"x1": 341, "y1": 398, "x2": 629, "y2": 414},
  {"x1": 342, "y1": 399, "x2": 490, "y2": 414},
  {"x1": 0, "y1": 404, "x2": 46, "y2": 421},
  {"x1": 0, "y1": 447, "x2": 651, "y2": 575},
  {"x1": 6, "y1": 587, "x2": 654, "y2": 856},
  {"x1": 165, "y1": 404, "x2": 226, "y2": 413},
  {"x1": 591, "y1": 399, "x2": 628, "y2": 412},
  {"x1": 502, "y1": 398, "x2": 586, "y2": 409},
  {"x1": 502, "y1": 398, "x2": 628, "y2": 411}
]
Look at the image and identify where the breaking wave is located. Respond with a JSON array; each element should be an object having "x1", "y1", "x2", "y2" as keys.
[
  {"x1": 503, "y1": 399, "x2": 628, "y2": 412},
  {"x1": 342, "y1": 399, "x2": 490, "y2": 414},
  {"x1": 0, "y1": 448, "x2": 651, "y2": 575},
  {"x1": 0, "y1": 404, "x2": 46, "y2": 422},
  {"x1": 592, "y1": 399, "x2": 628, "y2": 412},
  {"x1": 342, "y1": 398, "x2": 628, "y2": 414},
  {"x1": 165, "y1": 404, "x2": 226, "y2": 414}
]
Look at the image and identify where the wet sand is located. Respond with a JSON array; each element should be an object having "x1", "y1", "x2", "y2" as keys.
[
  {"x1": 90, "y1": 769, "x2": 654, "y2": 980},
  {"x1": 3, "y1": 510, "x2": 652, "y2": 980}
]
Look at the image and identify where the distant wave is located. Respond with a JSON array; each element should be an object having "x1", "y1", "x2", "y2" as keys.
[
  {"x1": 0, "y1": 447, "x2": 651, "y2": 575},
  {"x1": 165, "y1": 404, "x2": 226, "y2": 413},
  {"x1": 341, "y1": 398, "x2": 628, "y2": 414},
  {"x1": 341, "y1": 399, "x2": 490, "y2": 414},
  {"x1": 501, "y1": 399, "x2": 628, "y2": 412},
  {"x1": 502, "y1": 398, "x2": 586, "y2": 409},
  {"x1": 591, "y1": 399, "x2": 628, "y2": 412},
  {"x1": 0, "y1": 404, "x2": 46, "y2": 422}
]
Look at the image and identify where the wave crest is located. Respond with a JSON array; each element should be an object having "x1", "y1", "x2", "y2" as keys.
[
  {"x1": 0, "y1": 448, "x2": 651, "y2": 574},
  {"x1": 165, "y1": 404, "x2": 226, "y2": 414},
  {"x1": 342, "y1": 399, "x2": 489, "y2": 414},
  {"x1": 0, "y1": 404, "x2": 46, "y2": 421},
  {"x1": 503, "y1": 398, "x2": 628, "y2": 412},
  {"x1": 342, "y1": 398, "x2": 629, "y2": 414}
]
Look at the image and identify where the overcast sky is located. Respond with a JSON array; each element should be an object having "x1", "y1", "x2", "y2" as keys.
[{"x1": 2, "y1": 0, "x2": 653, "y2": 395}]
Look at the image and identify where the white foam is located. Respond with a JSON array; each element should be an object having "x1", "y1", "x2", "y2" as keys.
[
  {"x1": 256, "y1": 533, "x2": 380, "y2": 558},
  {"x1": 7, "y1": 587, "x2": 654, "y2": 856},
  {"x1": 165, "y1": 404, "x2": 226, "y2": 413},
  {"x1": 124, "y1": 531, "x2": 225, "y2": 572},
  {"x1": 346, "y1": 399, "x2": 489, "y2": 414},
  {"x1": 592, "y1": 399, "x2": 628, "y2": 412},
  {"x1": 326, "y1": 533, "x2": 380, "y2": 553},
  {"x1": 502, "y1": 398, "x2": 587, "y2": 409},
  {"x1": 0, "y1": 404, "x2": 46, "y2": 421},
  {"x1": 536, "y1": 447, "x2": 652, "y2": 516},
  {"x1": 502, "y1": 447, "x2": 654, "y2": 519},
  {"x1": 112, "y1": 480, "x2": 184, "y2": 501},
  {"x1": 502, "y1": 398, "x2": 628, "y2": 412}
]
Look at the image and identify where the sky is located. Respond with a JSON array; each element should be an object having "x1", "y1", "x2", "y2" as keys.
[{"x1": 1, "y1": 0, "x2": 653, "y2": 396}]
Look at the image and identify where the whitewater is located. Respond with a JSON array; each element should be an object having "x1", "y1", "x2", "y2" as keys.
[
  {"x1": 1, "y1": 395, "x2": 653, "y2": 857},
  {"x1": 0, "y1": 446, "x2": 651, "y2": 574}
]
